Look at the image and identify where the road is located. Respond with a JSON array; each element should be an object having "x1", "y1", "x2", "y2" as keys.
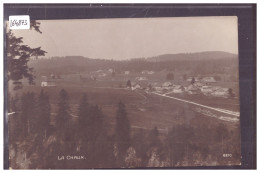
[{"x1": 151, "y1": 92, "x2": 239, "y2": 117}]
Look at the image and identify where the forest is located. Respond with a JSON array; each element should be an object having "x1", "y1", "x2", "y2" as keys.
[
  {"x1": 8, "y1": 89, "x2": 241, "y2": 169},
  {"x1": 28, "y1": 52, "x2": 239, "y2": 81}
]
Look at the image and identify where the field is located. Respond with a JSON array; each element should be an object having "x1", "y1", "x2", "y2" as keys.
[{"x1": 14, "y1": 82, "x2": 240, "y2": 135}]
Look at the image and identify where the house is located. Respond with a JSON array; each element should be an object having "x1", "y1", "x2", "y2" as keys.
[
  {"x1": 41, "y1": 81, "x2": 56, "y2": 87},
  {"x1": 98, "y1": 73, "x2": 107, "y2": 77},
  {"x1": 142, "y1": 70, "x2": 154, "y2": 75},
  {"x1": 187, "y1": 77, "x2": 199, "y2": 82},
  {"x1": 202, "y1": 77, "x2": 216, "y2": 83},
  {"x1": 124, "y1": 71, "x2": 130, "y2": 75},
  {"x1": 154, "y1": 87, "x2": 164, "y2": 93},
  {"x1": 201, "y1": 86, "x2": 222, "y2": 95},
  {"x1": 172, "y1": 85, "x2": 185, "y2": 93},
  {"x1": 162, "y1": 82, "x2": 172, "y2": 87},
  {"x1": 131, "y1": 84, "x2": 141, "y2": 90},
  {"x1": 141, "y1": 70, "x2": 148, "y2": 74},
  {"x1": 211, "y1": 88, "x2": 229, "y2": 97},
  {"x1": 194, "y1": 82, "x2": 203, "y2": 87},
  {"x1": 200, "y1": 86, "x2": 214, "y2": 95},
  {"x1": 185, "y1": 85, "x2": 200, "y2": 94},
  {"x1": 135, "y1": 77, "x2": 147, "y2": 81},
  {"x1": 147, "y1": 71, "x2": 155, "y2": 75},
  {"x1": 41, "y1": 76, "x2": 56, "y2": 87},
  {"x1": 96, "y1": 69, "x2": 103, "y2": 73}
]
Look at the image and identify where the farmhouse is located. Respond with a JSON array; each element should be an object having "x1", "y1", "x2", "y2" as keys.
[
  {"x1": 185, "y1": 85, "x2": 200, "y2": 94},
  {"x1": 162, "y1": 82, "x2": 172, "y2": 87},
  {"x1": 131, "y1": 84, "x2": 141, "y2": 90},
  {"x1": 41, "y1": 76, "x2": 56, "y2": 87},
  {"x1": 154, "y1": 87, "x2": 164, "y2": 93},
  {"x1": 187, "y1": 77, "x2": 199, "y2": 82},
  {"x1": 211, "y1": 88, "x2": 229, "y2": 97},
  {"x1": 200, "y1": 86, "x2": 221, "y2": 95},
  {"x1": 172, "y1": 85, "x2": 185, "y2": 93},
  {"x1": 194, "y1": 82, "x2": 203, "y2": 87},
  {"x1": 142, "y1": 70, "x2": 154, "y2": 75},
  {"x1": 135, "y1": 77, "x2": 147, "y2": 81},
  {"x1": 200, "y1": 86, "x2": 213, "y2": 95},
  {"x1": 202, "y1": 77, "x2": 216, "y2": 83},
  {"x1": 98, "y1": 73, "x2": 107, "y2": 77}
]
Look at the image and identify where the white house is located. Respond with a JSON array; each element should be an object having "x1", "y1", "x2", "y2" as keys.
[
  {"x1": 162, "y1": 82, "x2": 172, "y2": 87},
  {"x1": 172, "y1": 85, "x2": 185, "y2": 93},
  {"x1": 202, "y1": 77, "x2": 216, "y2": 83},
  {"x1": 41, "y1": 80, "x2": 56, "y2": 87},
  {"x1": 98, "y1": 73, "x2": 107, "y2": 77},
  {"x1": 187, "y1": 77, "x2": 199, "y2": 82},
  {"x1": 135, "y1": 77, "x2": 147, "y2": 81},
  {"x1": 41, "y1": 76, "x2": 56, "y2": 87},
  {"x1": 185, "y1": 85, "x2": 200, "y2": 94},
  {"x1": 211, "y1": 88, "x2": 229, "y2": 97},
  {"x1": 124, "y1": 71, "x2": 130, "y2": 75},
  {"x1": 142, "y1": 70, "x2": 154, "y2": 75},
  {"x1": 131, "y1": 84, "x2": 141, "y2": 90},
  {"x1": 147, "y1": 71, "x2": 154, "y2": 75}
]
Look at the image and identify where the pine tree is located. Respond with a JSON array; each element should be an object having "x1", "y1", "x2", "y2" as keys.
[
  {"x1": 56, "y1": 89, "x2": 71, "y2": 139},
  {"x1": 115, "y1": 101, "x2": 130, "y2": 166},
  {"x1": 166, "y1": 125, "x2": 186, "y2": 166},
  {"x1": 132, "y1": 129, "x2": 147, "y2": 166},
  {"x1": 37, "y1": 89, "x2": 51, "y2": 141},
  {"x1": 20, "y1": 92, "x2": 36, "y2": 138},
  {"x1": 77, "y1": 93, "x2": 89, "y2": 132},
  {"x1": 126, "y1": 80, "x2": 132, "y2": 88},
  {"x1": 76, "y1": 93, "x2": 89, "y2": 154}
]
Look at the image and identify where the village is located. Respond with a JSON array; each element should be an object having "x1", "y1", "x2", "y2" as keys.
[{"x1": 40, "y1": 68, "x2": 236, "y2": 99}]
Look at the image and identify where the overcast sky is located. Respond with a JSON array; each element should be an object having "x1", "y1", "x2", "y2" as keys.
[{"x1": 11, "y1": 16, "x2": 238, "y2": 60}]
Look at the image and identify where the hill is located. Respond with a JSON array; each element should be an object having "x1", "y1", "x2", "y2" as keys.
[
  {"x1": 28, "y1": 51, "x2": 238, "y2": 77},
  {"x1": 147, "y1": 51, "x2": 237, "y2": 62}
]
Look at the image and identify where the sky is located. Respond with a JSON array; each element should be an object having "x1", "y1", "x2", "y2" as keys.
[{"x1": 10, "y1": 16, "x2": 238, "y2": 60}]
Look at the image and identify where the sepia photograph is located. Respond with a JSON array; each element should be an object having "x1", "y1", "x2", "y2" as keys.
[{"x1": 6, "y1": 16, "x2": 241, "y2": 169}]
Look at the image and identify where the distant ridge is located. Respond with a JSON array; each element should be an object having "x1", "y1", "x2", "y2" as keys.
[
  {"x1": 29, "y1": 51, "x2": 238, "y2": 76},
  {"x1": 145, "y1": 51, "x2": 238, "y2": 62}
]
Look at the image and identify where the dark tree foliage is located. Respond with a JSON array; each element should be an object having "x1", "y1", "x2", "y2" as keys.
[
  {"x1": 74, "y1": 94, "x2": 115, "y2": 168},
  {"x1": 215, "y1": 123, "x2": 230, "y2": 142},
  {"x1": 191, "y1": 77, "x2": 195, "y2": 85},
  {"x1": 115, "y1": 101, "x2": 131, "y2": 165},
  {"x1": 8, "y1": 88, "x2": 241, "y2": 168},
  {"x1": 132, "y1": 129, "x2": 148, "y2": 165},
  {"x1": 126, "y1": 80, "x2": 132, "y2": 88},
  {"x1": 7, "y1": 21, "x2": 47, "y2": 90},
  {"x1": 20, "y1": 92, "x2": 36, "y2": 139},
  {"x1": 77, "y1": 93, "x2": 89, "y2": 137},
  {"x1": 56, "y1": 89, "x2": 71, "y2": 137},
  {"x1": 37, "y1": 89, "x2": 51, "y2": 141},
  {"x1": 147, "y1": 127, "x2": 161, "y2": 149},
  {"x1": 166, "y1": 125, "x2": 194, "y2": 166},
  {"x1": 228, "y1": 88, "x2": 235, "y2": 98},
  {"x1": 8, "y1": 93, "x2": 19, "y2": 112},
  {"x1": 183, "y1": 74, "x2": 187, "y2": 81}
]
